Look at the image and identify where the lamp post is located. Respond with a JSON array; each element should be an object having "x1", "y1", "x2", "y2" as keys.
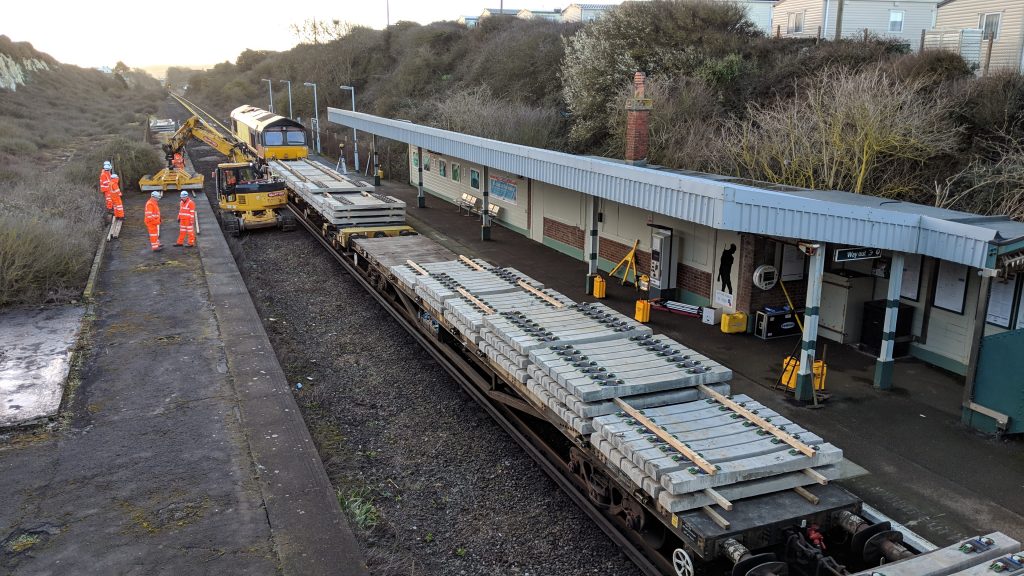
[
  {"x1": 339, "y1": 85, "x2": 359, "y2": 174},
  {"x1": 260, "y1": 78, "x2": 274, "y2": 113},
  {"x1": 303, "y1": 82, "x2": 320, "y2": 154},
  {"x1": 279, "y1": 80, "x2": 293, "y2": 118}
]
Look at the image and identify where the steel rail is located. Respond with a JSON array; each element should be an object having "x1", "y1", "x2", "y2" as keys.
[{"x1": 287, "y1": 205, "x2": 665, "y2": 576}]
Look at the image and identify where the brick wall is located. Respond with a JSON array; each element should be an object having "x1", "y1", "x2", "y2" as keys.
[
  {"x1": 742, "y1": 234, "x2": 809, "y2": 312},
  {"x1": 679, "y1": 265, "x2": 712, "y2": 300},
  {"x1": 600, "y1": 236, "x2": 651, "y2": 274},
  {"x1": 543, "y1": 218, "x2": 585, "y2": 250}
]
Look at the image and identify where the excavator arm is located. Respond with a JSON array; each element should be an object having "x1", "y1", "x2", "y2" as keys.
[
  {"x1": 141, "y1": 115, "x2": 260, "y2": 192},
  {"x1": 163, "y1": 116, "x2": 252, "y2": 165}
]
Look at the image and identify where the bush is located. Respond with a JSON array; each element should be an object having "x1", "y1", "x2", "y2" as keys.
[
  {"x1": 65, "y1": 137, "x2": 163, "y2": 193},
  {"x1": 0, "y1": 172, "x2": 103, "y2": 307}
]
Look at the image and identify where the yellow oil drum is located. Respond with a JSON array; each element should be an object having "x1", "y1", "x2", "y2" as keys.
[
  {"x1": 634, "y1": 299, "x2": 651, "y2": 323},
  {"x1": 593, "y1": 275, "x2": 607, "y2": 299},
  {"x1": 720, "y1": 311, "x2": 747, "y2": 333},
  {"x1": 781, "y1": 356, "x2": 827, "y2": 390}
]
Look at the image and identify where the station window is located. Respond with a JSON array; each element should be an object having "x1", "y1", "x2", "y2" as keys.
[
  {"x1": 412, "y1": 150, "x2": 419, "y2": 168},
  {"x1": 439, "y1": 160, "x2": 447, "y2": 178},
  {"x1": 470, "y1": 168, "x2": 481, "y2": 190},
  {"x1": 424, "y1": 154, "x2": 431, "y2": 171},
  {"x1": 451, "y1": 163, "x2": 461, "y2": 183}
]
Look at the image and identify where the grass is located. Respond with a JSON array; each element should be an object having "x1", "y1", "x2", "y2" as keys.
[
  {"x1": 0, "y1": 41, "x2": 163, "y2": 308},
  {"x1": 5, "y1": 533, "x2": 41, "y2": 553},
  {"x1": 336, "y1": 487, "x2": 381, "y2": 531}
]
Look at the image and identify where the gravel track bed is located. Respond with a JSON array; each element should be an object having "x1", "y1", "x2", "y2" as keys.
[{"x1": 185, "y1": 147, "x2": 639, "y2": 575}]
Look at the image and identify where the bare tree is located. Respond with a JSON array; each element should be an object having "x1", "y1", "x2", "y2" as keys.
[
  {"x1": 290, "y1": 18, "x2": 352, "y2": 45},
  {"x1": 719, "y1": 66, "x2": 962, "y2": 198}
]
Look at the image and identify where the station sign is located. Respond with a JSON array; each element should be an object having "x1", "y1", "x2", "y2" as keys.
[{"x1": 834, "y1": 247, "x2": 882, "y2": 262}]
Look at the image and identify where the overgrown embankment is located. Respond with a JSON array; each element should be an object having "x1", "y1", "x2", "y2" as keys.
[
  {"x1": 0, "y1": 35, "x2": 163, "y2": 308},
  {"x1": 180, "y1": 0, "x2": 1024, "y2": 218}
]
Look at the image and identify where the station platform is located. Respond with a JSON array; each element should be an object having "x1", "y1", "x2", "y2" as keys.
[
  {"x1": 0, "y1": 187, "x2": 365, "y2": 574},
  {"x1": 378, "y1": 180, "x2": 1024, "y2": 546}
]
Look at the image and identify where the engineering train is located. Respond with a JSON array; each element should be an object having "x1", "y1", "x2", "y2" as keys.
[
  {"x1": 172, "y1": 95, "x2": 1017, "y2": 576},
  {"x1": 229, "y1": 105, "x2": 309, "y2": 161}
]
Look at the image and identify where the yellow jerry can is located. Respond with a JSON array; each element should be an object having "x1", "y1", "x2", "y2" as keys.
[{"x1": 720, "y1": 311, "x2": 747, "y2": 333}]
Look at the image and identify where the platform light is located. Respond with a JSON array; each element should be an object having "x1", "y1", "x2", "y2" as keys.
[
  {"x1": 340, "y1": 86, "x2": 359, "y2": 174},
  {"x1": 303, "y1": 82, "x2": 321, "y2": 154}
]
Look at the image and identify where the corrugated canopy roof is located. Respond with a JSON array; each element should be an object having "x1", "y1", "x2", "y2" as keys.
[{"x1": 328, "y1": 108, "x2": 1024, "y2": 269}]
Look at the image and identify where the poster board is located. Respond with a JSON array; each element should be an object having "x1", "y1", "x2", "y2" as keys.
[
  {"x1": 987, "y1": 275, "x2": 1018, "y2": 328},
  {"x1": 781, "y1": 244, "x2": 805, "y2": 281},
  {"x1": 900, "y1": 254, "x2": 922, "y2": 300},
  {"x1": 933, "y1": 260, "x2": 968, "y2": 314}
]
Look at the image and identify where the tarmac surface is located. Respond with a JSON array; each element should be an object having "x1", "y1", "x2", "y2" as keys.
[
  {"x1": 379, "y1": 181, "x2": 1024, "y2": 547},
  {"x1": 0, "y1": 184, "x2": 363, "y2": 575}
]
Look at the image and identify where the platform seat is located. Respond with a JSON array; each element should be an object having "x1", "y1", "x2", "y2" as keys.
[{"x1": 457, "y1": 192, "x2": 479, "y2": 215}]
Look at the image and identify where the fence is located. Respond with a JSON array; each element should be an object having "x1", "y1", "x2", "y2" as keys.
[{"x1": 923, "y1": 28, "x2": 984, "y2": 71}]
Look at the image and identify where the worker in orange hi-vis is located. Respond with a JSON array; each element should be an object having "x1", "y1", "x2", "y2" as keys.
[
  {"x1": 172, "y1": 152, "x2": 185, "y2": 171},
  {"x1": 109, "y1": 173, "x2": 125, "y2": 238},
  {"x1": 175, "y1": 191, "x2": 196, "y2": 247},
  {"x1": 144, "y1": 191, "x2": 163, "y2": 252},
  {"x1": 100, "y1": 160, "x2": 113, "y2": 210}
]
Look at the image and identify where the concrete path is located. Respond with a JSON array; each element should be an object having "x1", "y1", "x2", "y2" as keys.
[
  {"x1": 379, "y1": 180, "x2": 1024, "y2": 547},
  {"x1": 0, "y1": 306, "x2": 84, "y2": 427},
  {"x1": 0, "y1": 187, "x2": 364, "y2": 575}
]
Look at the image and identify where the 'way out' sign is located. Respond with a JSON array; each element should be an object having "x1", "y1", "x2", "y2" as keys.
[{"x1": 834, "y1": 247, "x2": 882, "y2": 262}]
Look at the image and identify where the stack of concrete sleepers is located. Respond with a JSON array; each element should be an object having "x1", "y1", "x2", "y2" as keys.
[
  {"x1": 479, "y1": 303, "x2": 663, "y2": 431},
  {"x1": 522, "y1": 332, "x2": 732, "y2": 435},
  {"x1": 446, "y1": 289, "x2": 575, "y2": 344},
  {"x1": 591, "y1": 393, "x2": 845, "y2": 514},
  {"x1": 270, "y1": 158, "x2": 407, "y2": 227},
  {"x1": 350, "y1": 235, "x2": 456, "y2": 272},
  {"x1": 389, "y1": 258, "x2": 493, "y2": 293}
]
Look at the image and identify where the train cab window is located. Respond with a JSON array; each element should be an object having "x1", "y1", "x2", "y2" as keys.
[
  {"x1": 285, "y1": 129, "x2": 306, "y2": 145},
  {"x1": 263, "y1": 130, "x2": 285, "y2": 146}
]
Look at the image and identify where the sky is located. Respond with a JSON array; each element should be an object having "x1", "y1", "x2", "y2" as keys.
[{"x1": 3, "y1": 1, "x2": 619, "y2": 71}]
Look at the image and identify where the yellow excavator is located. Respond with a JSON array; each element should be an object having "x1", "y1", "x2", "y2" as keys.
[{"x1": 139, "y1": 115, "x2": 294, "y2": 235}]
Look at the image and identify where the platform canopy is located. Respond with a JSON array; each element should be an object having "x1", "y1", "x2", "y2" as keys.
[{"x1": 329, "y1": 108, "x2": 1024, "y2": 270}]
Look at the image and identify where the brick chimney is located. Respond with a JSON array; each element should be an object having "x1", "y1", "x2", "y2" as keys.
[{"x1": 624, "y1": 71, "x2": 652, "y2": 166}]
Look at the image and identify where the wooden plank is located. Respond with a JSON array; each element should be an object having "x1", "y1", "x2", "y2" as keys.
[
  {"x1": 457, "y1": 287, "x2": 495, "y2": 315},
  {"x1": 703, "y1": 488, "x2": 733, "y2": 511},
  {"x1": 459, "y1": 255, "x2": 485, "y2": 271},
  {"x1": 701, "y1": 505, "x2": 730, "y2": 529},
  {"x1": 793, "y1": 486, "x2": 820, "y2": 504},
  {"x1": 612, "y1": 398, "x2": 718, "y2": 476},
  {"x1": 697, "y1": 384, "x2": 817, "y2": 457},
  {"x1": 516, "y1": 279, "x2": 565, "y2": 308},
  {"x1": 406, "y1": 259, "x2": 428, "y2": 276},
  {"x1": 803, "y1": 468, "x2": 829, "y2": 485}
]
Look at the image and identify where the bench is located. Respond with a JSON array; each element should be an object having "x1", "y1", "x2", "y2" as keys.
[
  {"x1": 456, "y1": 193, "x2": 501, "y2": 221},
  {"x1": 457, "y1": 192, "x2": 478, "y2": 215}
]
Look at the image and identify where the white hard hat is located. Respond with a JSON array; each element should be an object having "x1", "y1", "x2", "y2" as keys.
[
  {"x1": 110, "y1": 173, "x2": 119, "y2": 180},
  {"x1": 151, "y1": 191, "x2": 161, "y2": 198},
  {"x1": 103, "y1": 161, "x2": 112, "y2": 170},
  {"x1": 180, "y1": 191, "x2": 189, "y2": 199}
]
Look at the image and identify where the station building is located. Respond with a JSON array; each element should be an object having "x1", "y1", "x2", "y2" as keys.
[{"x1": 328, "y1": 74, "x2": 1024, "y2": 435}]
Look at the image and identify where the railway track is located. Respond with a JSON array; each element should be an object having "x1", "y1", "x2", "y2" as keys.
[
  {"x1": 287, "y1": 202, "x2": 667, "y2": 575},
  {"x1": 174, "y1": 94, "x2": 1020, "y2": 576}
]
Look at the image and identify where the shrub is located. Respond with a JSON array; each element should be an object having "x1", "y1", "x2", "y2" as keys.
[
  {"x1": 0, "y1": 172, "x2": 103, "y2": 307},
  {"x1": 718, "y1": 66, "x2": 961, "y2": 198},
  {"x1": 65, "y1": 137, "x2": 163, "y2": 193},
  {"x1": 890, "y1": 49, "x2": 972, "y2": 84}
]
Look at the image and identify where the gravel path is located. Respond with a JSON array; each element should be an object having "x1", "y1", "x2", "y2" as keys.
[{"x1": 185, "y1": 149, "x2": 640, "y2": 575}]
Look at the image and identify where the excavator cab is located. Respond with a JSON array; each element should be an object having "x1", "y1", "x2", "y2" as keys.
[{"x1": 213, "y1": 162, "x2": 294, "y2": 236}]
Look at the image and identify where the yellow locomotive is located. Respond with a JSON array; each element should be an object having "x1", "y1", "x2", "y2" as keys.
[{"x1": 229, "y1": 105, "x2": 309, "y2": 161}]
